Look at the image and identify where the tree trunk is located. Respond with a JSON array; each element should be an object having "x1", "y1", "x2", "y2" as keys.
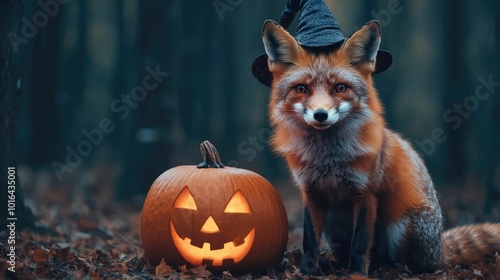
[
  {"x1": 444, "y1": 0, "x2": 466, "y2": 183},
  {"x1": 484, "y1": 1, "x2": 500, "y2": 214},
  {"x1": 0, "y1": 0, "x2": 35, "y2": 230},
  {"x1": 28, "y1": 0, "x2": 63, "y2": 167},
  {"x1": 116, "y1": 0, "x2": 173, "y2": 199}
]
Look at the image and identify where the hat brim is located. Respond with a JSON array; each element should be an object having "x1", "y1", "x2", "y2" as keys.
[
  {"x1": 252, "y1": 50, "x2": 393, "y2": 87},
  {"x1": 373, "y1": 50, "x2": 392, "y2": 75}
]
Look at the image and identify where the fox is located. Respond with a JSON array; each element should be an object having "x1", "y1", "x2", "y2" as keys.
[{"x1": 261, "y1": 19, "x2": 500, "y2": 276}]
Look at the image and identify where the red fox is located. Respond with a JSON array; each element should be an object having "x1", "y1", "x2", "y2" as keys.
[{"x1": 261, "y1": 19, "x2": 500, "y2": 275}]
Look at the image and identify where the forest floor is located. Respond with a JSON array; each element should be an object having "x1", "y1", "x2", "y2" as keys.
[{"x1": 2, "y1": 167, "x2": 500, "y2": 279}]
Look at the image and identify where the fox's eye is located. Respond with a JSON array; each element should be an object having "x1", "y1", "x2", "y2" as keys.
[
  {"x1": 335, "y1": 83, "x2": 347, "y2": 93},
  {"x1": 295, "y1": 84, "x2": 307, "y2": 94}
]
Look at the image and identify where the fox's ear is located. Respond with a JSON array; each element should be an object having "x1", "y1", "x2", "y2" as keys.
[
  {"x1": 343, "y1": 20, "x2": 381, "y2": 71},
  {"x1": 262, "y1": 20, "x2": 300, "y2": 64}
]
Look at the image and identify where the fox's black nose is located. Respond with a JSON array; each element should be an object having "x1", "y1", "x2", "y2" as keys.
[{"x1": 313, "y1": 109, "x2": 328, "y2": 122}]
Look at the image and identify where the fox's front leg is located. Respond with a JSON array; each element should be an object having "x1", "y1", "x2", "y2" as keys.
[
  {"x1": 300, "y1": 189, "x2": 328, "y2": 275},
  {"x1": 348, "y1": 192, "x2": 377, "y2": 275},
  {"x1": 300, "y1": 206, "x2": 320, "y2": 275}
]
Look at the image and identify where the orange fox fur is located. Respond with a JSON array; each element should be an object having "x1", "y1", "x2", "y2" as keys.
[{"x1": 262, "y1": 19, "x2": 500, "y2": 275}]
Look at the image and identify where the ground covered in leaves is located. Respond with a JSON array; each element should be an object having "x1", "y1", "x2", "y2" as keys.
[{"x1": 2, "y1": 168, "x2": 500, "y2": 279}]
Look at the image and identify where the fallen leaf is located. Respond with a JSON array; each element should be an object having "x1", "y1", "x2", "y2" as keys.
[
  {"x1": 35, "y1": 263, "x2": 51, "y2": 278},
  {"x1": 190, "y1": 265, "x2": 211, "y2": 278},
  {"x1": 473, "y1": 268, "x2": 483, "y2": 276},
  {"x1": 50, "y1": 245, "x2": 73, "y2": 262},
  {"x1": 76, "y1": 217, "x2": 97, "y2": 231},
  {"x1": 31, "y1": 248, "x2": 50, "y2": 263},
  {"x1": 155, "y1": 259, "x2": 173, "y2": 276},
  {"x1": 179, "y1": 264, "x2": 189, "y2": 274},
  {"x1": 112, "y1": 262, "x2": 129, "y2": 274},
  {"x1": 222, "y1": 270, "x2": 232, "y2": 279}
]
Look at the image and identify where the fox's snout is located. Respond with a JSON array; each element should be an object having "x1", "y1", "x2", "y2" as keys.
[
  {"x1": 291, "y1": 101, "x2": 354, "y2": 130},
  {"x1": 293, "y1": 103, "x2": 345, "y2": 130},
  {"x1": 306, "y1": 107, "x2": 339, "y2": 130},
  {"x1": 308, "y1": 108, "x2": 336, "y2": 130}
]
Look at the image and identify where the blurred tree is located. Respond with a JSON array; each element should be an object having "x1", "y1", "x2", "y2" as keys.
[
  {"x1": 116, "y1": 0, "x2": 173, "y2": 199},
  {"x1": 60, "y1": 0, "x2": 87, "y2": 146},
  {"x1": 0, "y1": 0, "x2": 35, "y2": 229},
  {"x1": 444, "y1": 0, "x2": 466, "y2": 183},
  {"x1": 484, "y1": 0, "x2": 500, "y2": 215},
  {"x1": 28, "y1": 1, "x2": 63, "y2": 167}
]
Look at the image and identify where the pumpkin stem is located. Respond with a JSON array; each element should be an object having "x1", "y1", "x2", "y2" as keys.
[{"x1": 197, "y1": 141, "x2": 225, "y2": 168}]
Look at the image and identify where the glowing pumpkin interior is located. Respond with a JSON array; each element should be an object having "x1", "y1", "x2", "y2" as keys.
[{"x1": 170, "y1": 186, "x2": 255, "y2": 266}]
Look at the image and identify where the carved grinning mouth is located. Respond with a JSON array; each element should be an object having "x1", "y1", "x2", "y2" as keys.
[{"x1": 170, "y1": 220, "x2": 255, "y2": 266}]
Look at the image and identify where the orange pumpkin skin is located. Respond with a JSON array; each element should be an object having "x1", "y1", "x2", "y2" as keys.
[{"x1": 141, "y1": 142, "x2": 288, "y2": 272}]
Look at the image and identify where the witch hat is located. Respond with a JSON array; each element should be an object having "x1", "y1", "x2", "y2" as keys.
[{"x1": 252, "y1": 0, "x2": 393, "y2": 87}]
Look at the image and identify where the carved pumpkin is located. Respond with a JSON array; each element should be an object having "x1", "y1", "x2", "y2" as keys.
[{"x1": 141, "y1": 141, "x2": 288, "y2": 272}]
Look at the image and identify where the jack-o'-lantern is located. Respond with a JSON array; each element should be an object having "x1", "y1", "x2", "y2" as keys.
[{"x1": 141, "y1": 141, "x2": 288, "y2": 272}]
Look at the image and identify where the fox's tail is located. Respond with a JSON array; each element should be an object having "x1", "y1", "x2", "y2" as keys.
[{"x1": 442, "y1": 223, "x2": 500, "y2": 266}]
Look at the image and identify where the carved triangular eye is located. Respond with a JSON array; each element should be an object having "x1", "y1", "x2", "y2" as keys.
[
  {"x1": 173, "y1": 186, "x2": 197, "y2": 210},
  {"x1": 224, "y1": 191, "x2": 252, "y2": 214}
]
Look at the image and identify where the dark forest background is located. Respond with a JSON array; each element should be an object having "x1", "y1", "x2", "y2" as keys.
[{"x1": 2, "y1": 0, "x2": 500, "y2": 230}]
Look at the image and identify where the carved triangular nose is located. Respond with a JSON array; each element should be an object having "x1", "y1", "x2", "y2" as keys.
[{"x1": 200, "y1": 216, "x2": 220, "y2": 234}]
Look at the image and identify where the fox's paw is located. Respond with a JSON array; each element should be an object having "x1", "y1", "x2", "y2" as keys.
[{"x1": 299, "y1": 253, "x2": 320, "y2": 276}]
